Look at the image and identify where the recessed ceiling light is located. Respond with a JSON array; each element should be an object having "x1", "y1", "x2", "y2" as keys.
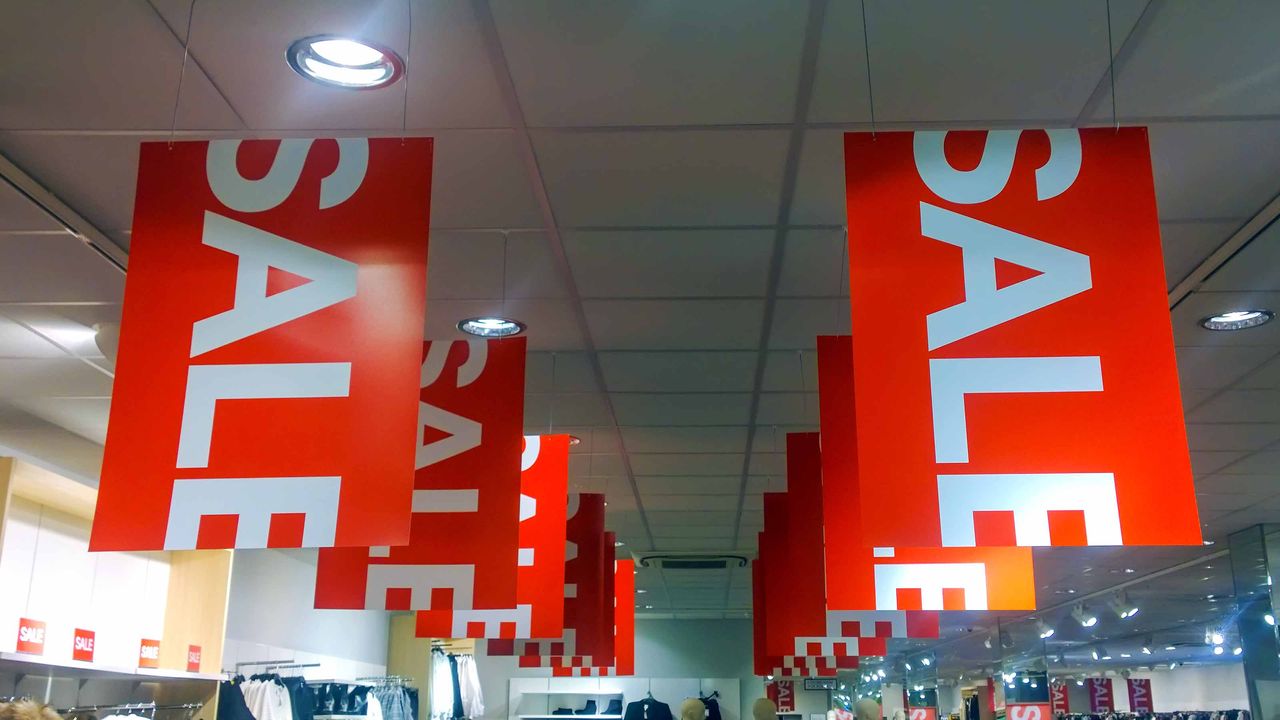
[
  {"x1": 457, "y1": 316, "x2": 526, "y2": 337},
  {"x1": 1201, "y1": 310, "x2": 1274, "y2": 331},
  {"x1": 1213, "y1": 646, "x2": 1224, "y2": 655},
  {"x1": 1165, "y1": 645, "x2": 1177, "y2": 651},
  {"x1": 568, "y1": 435, "x2": 582, "y2": 446},
  {"x1": 614, "y1": 540, "x2": 625, "y2": 547},
  {"x1": 287, "y1": 35, "x2": 403, "y2": 89},
  {"x1": 1233, "y1": 647, "x2": 1243, "y2": 656}
]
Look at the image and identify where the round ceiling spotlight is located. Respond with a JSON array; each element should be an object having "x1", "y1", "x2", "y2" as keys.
[
  {"x1": 568, "y1": 435, "x2": 583, "y2": 446},
  {"x1": 1200, "y1": 309, "x2": 1274, "y2": 331},
  {"x1": 457, "y1": 317, "x2": 526, "y2": 338},
  {"x1": 287, "y1": 36, "x2": 404, "y2": 89}
]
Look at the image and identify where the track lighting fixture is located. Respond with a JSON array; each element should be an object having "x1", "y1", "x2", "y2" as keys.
[
  {"x1": 1072, "y1": 603, "x2": 1098, "y2": 627},
  {"x1": 1036, "y1": 620, "x2": 1055, "y2": 639}
]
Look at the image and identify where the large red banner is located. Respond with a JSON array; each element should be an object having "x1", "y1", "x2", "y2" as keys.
[
  {"x1": 1050, "y1": 682, "x2": 1070, "y2": 714},
  {"x1": 1087, "y1": 678, "x2": 1114, "y2": 713},
  {"x1": 490, "y1": 494, "x2": 607, "y2": 663},
  {"x1": 550, "y1": 557, "x2": 635, "y2": 677},
  {"x1": 817, "y1": 336, "x2": 1037, "y2": 612},
  {"x1": 313, "y1": 340, "x2": 525, "y2": 629},
  {"x1": 844, "y1": 128, "x2": 1197, "y2": 548},
  {"x1": 1127, "y1": 678, "x2": 1152, "y2": 713},
  {"x1": 92, "y1": 138, "x2": 431, "y2": 551}
]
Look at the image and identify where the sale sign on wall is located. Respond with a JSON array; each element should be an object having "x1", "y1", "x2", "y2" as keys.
[
  {"x1": 1127, "y1": 678, "x2": 1153, "y2": 713},
  {"x1": 1087, "y1": 678, "x2": 1113, "y2": 713},
  {"x1": 92, "y1": 138, "x2": 433, "y2": 552},
  {"x1": 314, "y1": 339, "x2": 526, "y2": 630},
  {"x1": 187, "y1": 645, "x2": 202, "y2": 672},
  {"x1": 138, "y1": 638, "x2": 161, "y2": 669},
  {"x1": 1006, "y1": 704, "x2": 1050, "y2": 720},
  {"x1": 817, "y1": 336, "x2": 1037, "y2": 612},
  {"x1": 767, "y1": 681, "x2": 796, "y2": 713},
  {"x1": 16, "y1": 618, "x2": 46, "y2": 655},
  {"x1": 843, "y1": 128, "x2": 1197, "y2": 548},
  {"x1": 72, "y1": 628, "x2": 96, "y2": 662}
]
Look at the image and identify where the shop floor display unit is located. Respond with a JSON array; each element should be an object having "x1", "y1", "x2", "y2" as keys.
[{"x1": 510, "y1": 678, "x2": 740, "y2": 720}]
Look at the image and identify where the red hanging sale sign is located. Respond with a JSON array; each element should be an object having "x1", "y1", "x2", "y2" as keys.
[
  {"x1": 314, "y1": 339, "x2": 526, "y2": 630},
  {"x1": 767, "y1": 681, "x2": 796, "y2": 713},
  {"x1": 92, "y1": 138, "x2": 432, "y2": 552},
  {"x1": 16, "y1": 618, "x2": 46, "y2": 655},
  {"x1": 187, "y1": 645, "x2": 202, "y2": 672},
  {"x1": 1087, "y1": 678, "x2": 1113, "y2": 713},
  {"x1": 139, "y1": 638, "x2": 161, "y2": 669},
  {"x1": 1050, "y1": 682, "x2": 1070, "y2": 714},
  {"x1": 843, "y1": 128, "x2": 1197, "y2": 548},
  {"x1": 817, "y1": 336, "x2": 1037, "y2": 612},
  {"x1": 549, "y1": 557, "x2": 636, "y2": 677},
  {"x1": 1006, "y1": 705, "x2": 1051, "y2": 720},
  {"x1": 72, "y1": 628, "x2": 96, "y2": 662},
  {"x1": 1127, "y1": 678, "x2": 1153, "y2": 713}
]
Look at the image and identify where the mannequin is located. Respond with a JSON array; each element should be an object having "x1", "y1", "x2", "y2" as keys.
[
  {"x1": 681, "y1": 699, "x2": 706, "y2": 720},
  {"x1": 752, "y1": 698, "x2": 779, "y2": 720},
  {"x1": 855, "y1": 699, "x2": 882, "y2": 720}
]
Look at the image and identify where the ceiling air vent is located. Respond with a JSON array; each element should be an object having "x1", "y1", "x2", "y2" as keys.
[{"x1": 634, "y1": 552, "x2": 751, "y2": 570}]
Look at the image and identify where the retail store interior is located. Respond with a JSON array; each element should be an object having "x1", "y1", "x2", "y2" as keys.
[{"x1": 2, "y1": 3, "x2": 1280, "y2": 720}]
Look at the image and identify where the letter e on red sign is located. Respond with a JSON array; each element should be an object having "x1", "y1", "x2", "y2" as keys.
[
  {"x1": 91, "y1": 138, "x2": 432, "y2": 552},
  {"x1": 843, "y1": 128, "x2": 1197, "y2": 548}
]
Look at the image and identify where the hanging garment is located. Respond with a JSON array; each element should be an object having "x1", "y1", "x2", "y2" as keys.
[
  {"x1": 281, "y1": 677, "x2": 315, "y2": 720},
  {"x1": 431, "y1": 651, "x2": 456, "y2": 720},
  {"x1": 624, "y1": 700, "x2": 674, "y2": 720},
  {"x1": 372, "y1": 686, "x2": 411, "y2": 720},
  {"x1": 244, "y1": 677, "x2": 295, "y2": 720},
  {"x1": 700, "y1": 698, "x2": 720, "y2": 720},
  {"x1": 219, "y1": 681, "x2": 257, "y2": 720},
  {"x1": 456, "y1": 655, "x2": 484, "y2": 719},
  {"x1": 448, "y1": 655, "x2": 465, "y2": 720},
  {"x1": 367, "y1": 693, "x2": 384, "y2": 720},
  {"x1": 406, "y1": 687, "x2": 421, "y2": 720}
]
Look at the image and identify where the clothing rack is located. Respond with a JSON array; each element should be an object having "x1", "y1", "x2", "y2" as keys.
[
  {"x1": 356, "y1": 676, "x2": 413, "y2": 687},
  {"x1": 61, "y1": 702, "x2": 204, "y2": 716}
]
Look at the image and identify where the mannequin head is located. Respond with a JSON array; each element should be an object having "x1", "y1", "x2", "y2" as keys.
[
  {"x1": 752, "y1": 698, "x2": 778, "y2": 720},
  {"x1": 855, "y1": 699, "x2": 881, "y2": 720},
  {"x1": 680, "y1": 700, "x2": 706, "y2": 720}
]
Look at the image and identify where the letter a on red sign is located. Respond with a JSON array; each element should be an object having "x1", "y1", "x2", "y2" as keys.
[
  {"x1": 91, "y1": 139, "x2": 432, "y2": 551},
  {"x1": 843, "y1": 128, "x2": 1197, "y2": 548}
]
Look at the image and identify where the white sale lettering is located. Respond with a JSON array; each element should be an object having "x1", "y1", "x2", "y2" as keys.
[
  {"x1": 18, "y1": 626, "x2": 44, "y2": 643},
  {"x1": 913, "y1": 129, "x2": 1122, "y2": 547},
  {"x1": 1010, "y1": 708, "x2": 1041, "y2": 720}
]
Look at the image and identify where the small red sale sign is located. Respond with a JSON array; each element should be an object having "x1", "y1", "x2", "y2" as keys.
[
  {"x1": 72, "y1": 628, "x2": 96, "y2": 662},
  {"x1": 138, "y1": 639, "x2": 161, "y2": 669},
  {"x1": 16, "y1": 618, "x2": 46, "y2": 655},
  {"x1": 187, "y1": 645, "x2": 202, "y2": 672}
]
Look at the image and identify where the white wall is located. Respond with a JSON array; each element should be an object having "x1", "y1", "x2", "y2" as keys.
[
  {"x1": 0, "y1": 496, "x2": 169, "y2": 667},
  {"x1": 475, "y1": 619, "x2": 758, "y2": 720},
  {"x1": 223, "y1": 548, "x2": 390, "y2": 678}
]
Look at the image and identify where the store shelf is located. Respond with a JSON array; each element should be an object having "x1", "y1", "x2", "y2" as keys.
[
  {"x1": 519, "y1": 715, "x2": 624, "y2": 719},
  {"x1": 0, "y1": 652, "x2": 222, "y2": 683}
]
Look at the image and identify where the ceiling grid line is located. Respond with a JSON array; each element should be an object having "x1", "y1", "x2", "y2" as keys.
[
  {"x1": 468, "y1": 0, "x2": 658, "y2": 560},
  {"x1": 142, "y1": 0, "x2": 250, "y2": 131}
]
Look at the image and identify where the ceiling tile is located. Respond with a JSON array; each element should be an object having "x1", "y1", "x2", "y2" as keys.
[
  {"x1": 429, "y1": 231, "x2": 565, "y2": 300},
  {"x1": 0, "y1": 359, "x2": 112, "y2": 398},
  {"x1": 641, "y1": 495, "x2": 738, "y2": 513},
  {"x1": 599, "y1": 351, "x2": 757, "y2": 393},
  {"x1": 1185, "y1": 423, "x2": 1280, "y2": 452},
  {"x1": 1239, "y1": 355, "x2": 1280, "y2": 390},
  {"x1": 430, "y1": 130, "x2": 545, "y2": 229},
  {"x1": 654, "y1": 538, "x2": 733, "y2": 552},
  {"x1": 768, "y1": 299, "x2": 842, "y2": 350},
  {"x1": 1190, "y1": 450, "x2": 1250, "y2": 476},
  {"x1": 813, "y1": 0, "x2": 1144, "y2": 123},
  {"x1": 565, "y1": 229, "x2": 772, "y2": 298},
  {"x1": 7, "y1": 397, "x2": 109, "y2": 444},
  {"x1": 1104, "y1": 1, "x2": 1280, "y2": 118},
  {"x1": 491, "y1": 0, "x2": 806, "y2": 126},
  {"x1": 748, "y1": 452, "x2": 786, "y2": 477},
  {"x1": 0, "y1": 235, "x2": 124, "y2": 304},
  {"x1": 1161, "y1": 220, "x2": 1239, "y2": 290},
  {"x1": 760, "y1": 350, "x2": 821, "y2": 392},
  {"x1": 1188, "y1": 390, "x2": 1280, "y2": 423},
  {"x1": 532, "y1": 130, "x2": 789, "y2": 226},
  {"x1": 755, "y1": 393, "x2": 818, "y2": 427},
  {"x1": 645, "y1": 524, "x2": 738, "y2": 539},
  {"x1": 790, "y1": 130, "x2": 845, "y2": 227},
  {"x1": 0, "y1": 317, "x2": 76, "y2": 359},
  {"x1": 620, "y1": 426, "x2": 747, "y2": 454},
  {"x1": 778, "y1": 228, "x2": 849, "y2": 298},
  {"x1": 0, "y1": 183, "x2": 61, "y2": 232},
  {"x1": 1197, "y1": 474, "x2": 1280, "y2": 495},
  {"x1": 585, "y1": 299, "x2": 764, "y2": 350},
  {"x1": 1176, "y1": 346, "x2": 1276, "y2": 389},
  {"x1": 1199, "y1": 219, "x2": 1280, "y2": 293},
  {"x1": 636, "y1": 477, "x2": 766, "y2": 496},
  {"x1": 0, "y1": 1, "x2": 239, "y2": 130},
  {"x1": 611, "y1": 393, "x2": 751, "y2": 426},
  {"x1": 568, "y1": 452, "x2": 625, "y2": 479},
  {"x1": 523, "y1": 392, "x2": 613, "y2": 427},
  {"x1": 1148, "y1": 121, "x2": 1280, "y2": 221},
  {"x1": 524, "y1": 352, "x2": 598, "y2": 393},
  {"x1": 424, "y1": 298, "x2": 583, "y2": 351},
  {"x1": 1214, "y1": 451, "x2": 1280, "y2": 476},
  {"x1": 629, "y1": 453, "x2": 744, "y2": 477},
  {"x1": 647, "y1": 510, "x2": 739, "y2": 527}
]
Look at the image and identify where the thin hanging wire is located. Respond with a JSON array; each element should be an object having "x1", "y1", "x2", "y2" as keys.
[
  {"x1": 860, "y1": 0, "x2": 876, "y2": 137},
  {"x1": 500, "y1": 231, "x2": 510, "y2": 318},
  {"x1": 168, "y1": 0, "x2": 197, "y2": 148},
  {"x1": 797, "y1": 350, "x2": 810, "y2": 424},
  {"x1": 548, "y1": 351, "x2": 557, "y2": 433},
  {"x1": 401, "y1": 0, "x2": 413, "y2": 141},
  {"x1": 1105, "y1": 0, "x2": 1117, "y2": 130},
  {"x1": 834, "y1": 228, "x2": 849, "y2": 335}
]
